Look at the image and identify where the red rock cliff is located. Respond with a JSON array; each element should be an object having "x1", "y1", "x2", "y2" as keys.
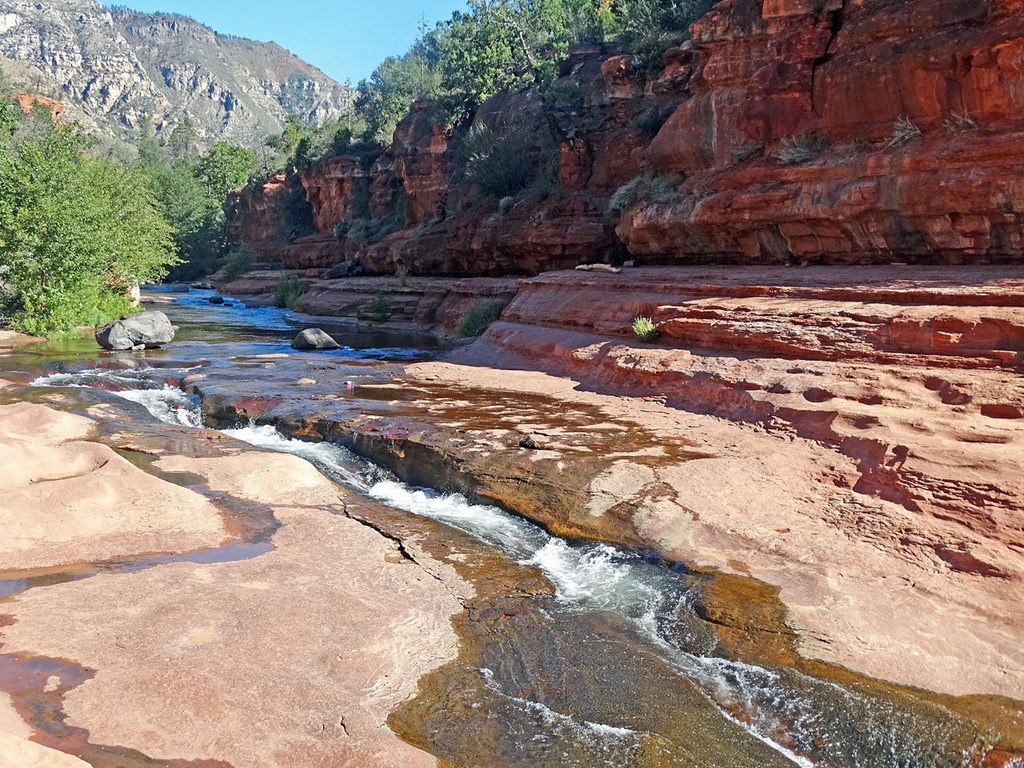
[
  {"x1": 626, "y1": 0, "x2": 1024, "y2": 264},
  {"x1": 228, "y1": 0, "x2": 1024, "y2": 275}
]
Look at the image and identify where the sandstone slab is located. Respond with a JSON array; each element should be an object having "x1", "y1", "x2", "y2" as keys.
[
  {"x1": 398, "y1": 265, "x2": 1024, "y2": 700},
  {"x1": 0, "y1": 403, "x2": 226, "y2": 570},
  {"x1": 1, "y1": 443, "x2": 463, "y2": 768}
]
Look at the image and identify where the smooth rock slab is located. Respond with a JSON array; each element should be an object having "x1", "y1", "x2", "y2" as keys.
[
  {"x1": 0, "y1": 402, "x2": 226, "y2": 570},
  {"x1": 1, "y1": 450, "x2": 463, "y2": 768},
  {"x1": 291, "y1": 328, "x2": 340, "y2": 350},
  {"x1": 95, "y1": 311, "x2": 175, "y2": 351}
]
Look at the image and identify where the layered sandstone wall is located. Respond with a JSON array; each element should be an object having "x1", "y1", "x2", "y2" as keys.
[
  {"x1": 225, "y1": 0, "x2": 1024, "y2": 277},
  {"x1": 441, "y1": 265, "x2": 1024, "y2": 699},
  {"x1": 224, "y1": 46, "x2": 680, "y2": 276},
  {"x1": 625, "y1": 0, "x2": 1024, "y2": 263}
]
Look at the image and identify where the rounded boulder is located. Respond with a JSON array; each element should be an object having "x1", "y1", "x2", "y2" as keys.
[
  {"x1": 291, "y1": 328, "x2": 340, "y2": 351},
  {"x1": 96, "y1": 311, "x2": 176, "y2": 351}
]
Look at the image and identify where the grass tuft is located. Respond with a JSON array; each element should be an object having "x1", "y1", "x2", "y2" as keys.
[
  {"x1": 632, "y1": 316, "x2": 660, "y2": 342},
  {"x1": 457, "y1": 299, "x2": 505, "y2": 337}
]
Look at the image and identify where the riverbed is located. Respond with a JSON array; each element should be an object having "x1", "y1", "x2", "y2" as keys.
[{"x1": 0, "y1": 289, "x2": 1020, "y2": 768}]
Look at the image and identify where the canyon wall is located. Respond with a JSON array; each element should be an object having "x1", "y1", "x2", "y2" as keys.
[
  {"x1": 626, "y1": 0, "x2": 1024, "y2": 263},
  {"x1": 226, "y1": 0, "x2": 1024, "y2": 276}
]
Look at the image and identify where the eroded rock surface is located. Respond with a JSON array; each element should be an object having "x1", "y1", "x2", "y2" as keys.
[
  {"x1": 0, "y1": 403, "x2": 465, "y2": 767},
  {"x1": 438, "y1": 266, "x2": 1024, "y2": 699},
  {"x1": 225, "y1": 0, "x2": 1024, "y2": 280},
  {"x1": 223, "y1": 271, "x2": 518, "y2": 341},
  {"x1": 204, "y1": 266, "x2": 1024, "y2": 702},
  {"x1": 0, "y1": 402, "x2": 226, "y2": 570}
]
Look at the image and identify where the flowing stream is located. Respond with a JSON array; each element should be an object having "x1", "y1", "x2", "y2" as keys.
[{"x1": 16, "y1": 289, "x2": 1008, "y2": 768}]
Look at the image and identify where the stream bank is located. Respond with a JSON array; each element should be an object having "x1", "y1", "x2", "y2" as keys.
[
  {"x1": 0, "y1": 286, "x2": 1022, "y2": 766},
  {"x1": 218, "y1": 265, "x2": 1024, "y2": 700}
]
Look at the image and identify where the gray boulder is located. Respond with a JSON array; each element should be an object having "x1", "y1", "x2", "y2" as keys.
[
  {"x1": 96, "y1": 311, "x2": 175, "y2": 351},
  {"x1": 291, "y1": 328, "x2": 340, "y2": 350}
]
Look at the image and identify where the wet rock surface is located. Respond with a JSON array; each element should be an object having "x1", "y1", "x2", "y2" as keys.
[
  {"x1": 0, "y1": 366, "x2": 465, "y2": 766},
  {"x1": 0, "y1": 402, "x2": 226, "y2": 570},
  {"x1": 209, "y1": 267, "x2": 1024, "y2": 701},
  {"x1": 223, "y1": 271, "x2": 519, "y2": 342},
  {"x1": 2, "y1": 284, "x2": 1023, "y2": 766},
  {"x1": 420, "y1": 266, "x2": 1024, "y2": 702}
]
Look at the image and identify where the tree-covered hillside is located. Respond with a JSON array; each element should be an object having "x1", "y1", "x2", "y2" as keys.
[{"x1": 355, "y1": 0, "x2": 713, "y2": 148}]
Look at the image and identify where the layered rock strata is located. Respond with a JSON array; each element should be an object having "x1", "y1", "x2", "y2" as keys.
[
  {"x1": 227, "y1": 0, "x2": 1024, "y2": 277},
  {"x1": 205, "y1": 265, "x2": 1024, "y2": 706},
  {"x1": 626, "y1": 0, "x2": 1024, "y2": 263},
  {"x1": 223, "y1": 271, "x2": 518, "y2": 341}
]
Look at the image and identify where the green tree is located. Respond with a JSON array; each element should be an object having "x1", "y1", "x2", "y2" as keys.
[
  {"x1": 290, "y1": 135, "x2": 314, "y2": 173},
  {"x1": 0, "y1": 120, "x2": 178, "y2": 336},
  {"x1": 196, "y1": 141, "x2": 258, "y2": 198},
  {"x1": 615, "y1": 0, "x2": 714, "y2": 68},
  {"x1": 0, "y1": 68, "x2": 21, "y2": 141},
  {"x1": 142, "y1": 159, "x2": 226, "y2": 281},
  {"x1": 353, "y1": 0, "x2": 610, "y2": 141},
  {"x1": 0, "y1": 97, "x2": 18, "y2": 142},
  {"x1": 168, "y1": 116, "x2": 198, "y2": 161},
  {"x1": 279, "y1": 114, "x2": 309, "y2": 158},
  {"x1": 356, "y1": 53, "x2": 436, "y2": 147}
]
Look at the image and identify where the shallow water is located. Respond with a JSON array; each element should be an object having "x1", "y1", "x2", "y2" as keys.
[{"x1": 8, "y1": 290, "x2": 1010, "y2": 767}]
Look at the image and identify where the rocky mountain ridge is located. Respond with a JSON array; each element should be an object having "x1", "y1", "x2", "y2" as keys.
[{"x1": 0, "y1": 0, "x2": 354, "y2": 149}]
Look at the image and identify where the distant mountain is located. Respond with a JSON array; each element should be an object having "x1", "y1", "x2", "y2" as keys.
[{"x1": 0, "y1": 0, "x2": 355, "y2": 150}]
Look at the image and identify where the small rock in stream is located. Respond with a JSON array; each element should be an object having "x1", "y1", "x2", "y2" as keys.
[
  {"x1": 209, "y1": 295, "x2": 225, "y2": 305},
  {"x1": 291, "y1": 328, "x2": 341, "y2": 351},
  {"x1": 519, "y1": 434, "x2": 546, "y2": 450}
]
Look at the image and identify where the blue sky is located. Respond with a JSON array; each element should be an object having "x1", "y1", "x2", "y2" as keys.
[{"x1": 102, "y1": 1, "x2": 469, "y2": 84}]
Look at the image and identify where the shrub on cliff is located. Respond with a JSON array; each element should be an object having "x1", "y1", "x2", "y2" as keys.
[
  {"x1": 616, "y1": 0, "x2": 715, "y2": 69},
  {"x1": 0, "y1": 115, "x2": 177, "y2": 337},
  {"x1": 274, "y1": 275, "x2": 304, "y2": 309},
  {"x1": 366, "y1": 294, "x2": 391, "y2": 321},
  {"x1": 221, "y1": 249, "x2": 252, "y2": 281},
  {"x1": 775, "y1": 133, "x2": 830, "y2": 164},
  {"x1": 888, "y1": 116, "x2": 923, "y2": 148},
  {"x1": 459, "y1": 122, "x2": 557, "y2": 199},
  {"x1": 608, "y1": 172, "x2": 683, "y2": 216},
  {"x1": 632, "y1": 316, "x2": 660, "y2": 342},
  {"x1": 457, "y1": 299, "x2": 505, "y2": 337}
]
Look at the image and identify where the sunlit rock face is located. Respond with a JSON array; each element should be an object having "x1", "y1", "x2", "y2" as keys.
[
  {"x1": 628, "y1": 0, "x2": 1024, "y2": 264},
  {"x1": 0, "y1": 0, "x2": 354, "y2": 149},
  {"x1": 229, "y1": 0, "x2": 1024, "y2": 276}
]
